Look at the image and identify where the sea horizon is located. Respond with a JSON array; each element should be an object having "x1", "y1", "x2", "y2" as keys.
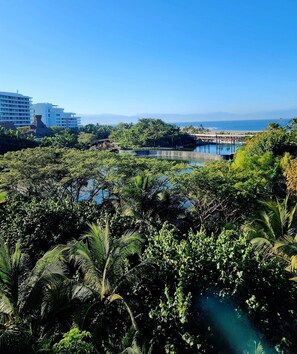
[
  {"x1": 174, "y1": 118, "x2": 291, "y2": 131},
  {"x1": 79, "y1": 117, "x2": 291, "y2": 132},
  {"x1": 80, "y1": 111, "x2": 296, "y2": 128}
]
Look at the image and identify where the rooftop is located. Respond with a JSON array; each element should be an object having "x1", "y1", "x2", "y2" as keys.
[{"x1": 0, "y1": 91, "x2": 31, "y2": 98}]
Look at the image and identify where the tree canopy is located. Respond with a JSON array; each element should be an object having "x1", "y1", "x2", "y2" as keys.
[
  {"x1": 0, "y1": 121, "x2": 296, "y2": 353},
  {"x1": 110, "y1": 118, "x2": 195, "y2": 148}
]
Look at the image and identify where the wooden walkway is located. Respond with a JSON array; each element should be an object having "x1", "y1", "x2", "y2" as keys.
[{"x1": 192, "y1": 133, "x2": 254, "y2": 143}]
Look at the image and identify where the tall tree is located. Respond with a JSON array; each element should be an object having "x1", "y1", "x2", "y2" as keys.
[
  {"x1": 67, "y1": 223, "x2": 143, "y2": 349},
  {"x1": 0, "y1": 238, "x2": 65, "y2": 353}
]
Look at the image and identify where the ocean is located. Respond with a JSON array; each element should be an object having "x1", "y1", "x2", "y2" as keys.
[{"x1": 175, "y1": 118, "x2": 291, "y2": 131}]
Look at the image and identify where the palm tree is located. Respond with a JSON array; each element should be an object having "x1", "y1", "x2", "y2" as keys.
[
  {"x1": 248, "y1": 197, "x2": 297, "y2": 277},
  {"x1": 0, "y1": 238, "x2": 65, "y2": 353},
  {"x1": 119, "y1": 330, "x2": 154, "y2": 354},
  {"x1": 121, "y1": 174, "x2": 158, "y2": 222},
  {"x1": 68, "y1": 223, "x2": 143, "y2": 333},
  {"x1": 249, "y1": 196, "x2": 296, "y2": 247},
  {"x1": 121, "y1": 173, "x2": 180, "y2": 229},
  {"x1": 273, "y1": 235, "x2": 297, "y2": 276}
]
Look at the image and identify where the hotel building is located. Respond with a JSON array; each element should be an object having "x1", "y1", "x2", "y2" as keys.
[
  {"x1": 32, "y1": 103, "x2": 81, "y2": 129},
  {"x1": 0, "y1": 91, "x2": 32, "y2": 127}
]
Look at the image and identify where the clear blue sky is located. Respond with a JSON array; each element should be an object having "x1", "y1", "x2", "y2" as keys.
[{"x1": 1, "y1": 0, "x2": 297, "y2": 117}]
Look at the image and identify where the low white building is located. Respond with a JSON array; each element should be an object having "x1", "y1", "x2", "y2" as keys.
[
  {"x1": 32, "y1": 103, "x2": 81, "y2": 128},
  {"x1": 0, "y1": 91, "x2": 32, "y2": 127}
]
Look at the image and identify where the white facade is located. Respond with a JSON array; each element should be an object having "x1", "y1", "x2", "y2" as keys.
[
  {"x1": 32, "y1": 103, "x2": 81, "y2": 129},
  {"x1": 0, "y1": 91, "x2": 32, "y2": 127}
]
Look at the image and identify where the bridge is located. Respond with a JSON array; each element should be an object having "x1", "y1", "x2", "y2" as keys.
[{"x1": 192, "y1": 132, "x2": 255, "y2": 144}]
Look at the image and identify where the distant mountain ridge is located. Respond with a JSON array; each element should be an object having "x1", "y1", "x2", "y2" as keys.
[{"x1": 80, "y1": 109, "x2": 297, "y2": 125}]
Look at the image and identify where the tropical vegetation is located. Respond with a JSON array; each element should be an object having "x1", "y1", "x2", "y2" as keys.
[{"x1": 0, "y1": 119, "x2": 296, "y2": 353}]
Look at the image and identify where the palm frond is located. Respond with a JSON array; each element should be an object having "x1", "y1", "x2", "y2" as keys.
[
  {"x1": 69, "y1": 240, "x2": 102, "y2": 292},
  {"x1": 108, "y1": 293, "x2": 123, "y2": 302},
  {"x1": 0, "y1": 324, "x2": 32, "y2": 353},
  {"x1": 291, "y1": 255, "x2": 297, "y2": 272},
  {"x1": 0, "y1": 239, "x2": 13, "y2": 289},
  {"x1": 69, "y1": 223, "x2": 143, "y2": 332},
  {"x1": 254, "y1": 341, "x2": 265, "y2": 354},
  {"x1": 0, "y1": 294, "x2": 13, "y2": 317}
]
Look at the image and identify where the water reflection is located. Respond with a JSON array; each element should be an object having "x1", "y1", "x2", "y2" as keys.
[
  {"x1": 193, "y1": 143, "x2": 241, "y2": 155},
  {"x1": 143, "y1": 155, "x2": 205, "y2": 166}
]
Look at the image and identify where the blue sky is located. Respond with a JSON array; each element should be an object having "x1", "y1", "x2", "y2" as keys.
[{"x1": 1, "y1": 0, "x2": 297, "y2": 119}]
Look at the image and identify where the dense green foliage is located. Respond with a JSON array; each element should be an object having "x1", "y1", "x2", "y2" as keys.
[
  {"x1": 79, "y1": 123, "x2": 114, "y2": 140},
  {"x1": 53, "y1": 328, "x2": 95, "y2": 354},
  {"x1": 41, "y1": 128, "x2": 79, "y2": 148},
  {"x1": 109, "y1": 118, "x2": 195, "y2": 148},
  {"x1": 0, "y1": 120, "x2": 296, "y2": 353},
  {"x1": 0, "y1": 118, "x2": 196, "y2": 151},
  {"x1": 41, "y1": 124, "x2": 115, "y2": 149},
  {"x1": 181, "y1": 124, "x2": 208, "y2": 134},
  {"x1": 0, "y1": 197, "x2": 99, "y2": 263},
  {"x1": 144, "y1": 227, "x2": 296, "y2": 353},
  {"x1": 0, "y1": 127, "x2": 38, "y2": 154}
]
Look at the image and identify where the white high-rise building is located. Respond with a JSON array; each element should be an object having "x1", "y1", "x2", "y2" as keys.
[
  {"x1": 0, "y1": 91, "x2": 32, "y2": 127},
  {"x1": 32, "y1": 103, "x2": 81, "y2": 129}
]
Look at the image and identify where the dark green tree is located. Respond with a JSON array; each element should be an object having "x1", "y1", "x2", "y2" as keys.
[{"x1": 0, "y1": 239, "x2": 65, "y2": 354}]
